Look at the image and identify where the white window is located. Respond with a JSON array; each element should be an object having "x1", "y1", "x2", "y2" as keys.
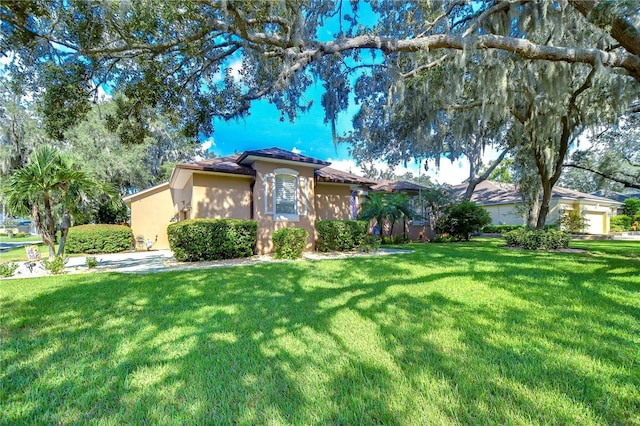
[
  {"x1": 276, "y1": 174, "x2": 297, "y2": 214},
  {"x1": 264, "y1": 168, "x2": 308, "y2": 221}
]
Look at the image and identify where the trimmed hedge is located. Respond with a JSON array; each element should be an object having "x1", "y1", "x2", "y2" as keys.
[
  {"x1": 504, "y1": 228, "x2": 570, "y2": 250},
  {"x1": 272, "y1": 227, "x2": 308, "y2": 259},
  {"x1": 482, "y1": 225, "x2": 526, "y2": 234},
  {"x1": 483, "y1": 224, "x2": 557, "y2": 234},
  {"x1": 168, "y1": 219, "x2": 257, "y2": 262},
  {"x1": 611, "y1": 215, "x2": 632, "y2": 232},
  {"x1": 316, "y1": 220, "x2": 368, "y2": 252},
  {"x1": 66, "y1": 224, "x2": 134, "y2": 254}
]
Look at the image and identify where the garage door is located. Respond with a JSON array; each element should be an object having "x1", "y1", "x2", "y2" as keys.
[{"x1": 583, "y1": 212, "x2": 605, "y2": 234}]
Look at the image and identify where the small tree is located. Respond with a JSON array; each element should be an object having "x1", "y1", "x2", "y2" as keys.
[
  {"x1": 1, "y1": 146, "x2": 120, "y2": 259},
  {"x1": 358, "y1": 192, "x2": 414, "y2": 237},
  {"x1": 558, "y1": 211, "x2": 588, "y2": 234},
  {"x1": 623, "y1": 199, "x2": 640, "y2": 217},
  {"x1": 436, "y1": 201, "x2": 491, "y2": 241}
]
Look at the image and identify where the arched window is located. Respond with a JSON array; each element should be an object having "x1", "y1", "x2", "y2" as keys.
[
  {"x1": 264, "y1": 168, "x2": 307, "y2": 221},
  {"x1": 276, "y1": 174, "x2": 297, "y2": 214}
]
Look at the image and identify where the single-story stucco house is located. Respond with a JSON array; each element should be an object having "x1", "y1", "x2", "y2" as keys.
[
  {"x1": 123, "y1": 147, "x2": 428, "y2": 253},
  {"x1": 454, "y1": 180, "x2": 622, "y2": 234}
]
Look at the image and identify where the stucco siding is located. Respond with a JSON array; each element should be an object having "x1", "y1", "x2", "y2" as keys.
[
  {"x1": 314, "y1": 183, "x2": 352, "y2": 221},
  {"x1": 253, "y1": 161, "x2": 317, "y2": 254},
  {"x1": 482, "y1": 203, "x2": 526, "y2": 226},
  {"x1": 128, "y1": 184, "x2": 175, "y2": 250},
  {"x1": 191, "y1": 173, "x2": 252, "y2": 220}
]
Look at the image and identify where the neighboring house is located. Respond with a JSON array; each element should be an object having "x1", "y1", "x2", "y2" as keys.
[
  {"x1": 592, "y1": 190, "x2": 640, "y2": 215},
  {"x1": 124, "y1": 147, "x2": 427, "y2": 253},
  {"x1": 454, "y1": 180, "x2": 622, "y2": 234}
]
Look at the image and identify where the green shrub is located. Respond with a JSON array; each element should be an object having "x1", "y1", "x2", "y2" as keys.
[
  {"x1": 272, "y1": 227, "x2": 308, "y2": 260},
  {"x1": 86, "y1": 256, "x2": 99, "y2": 269},
  {"x1": 168, "y1": 219, "x2": 257, "y2": 262},
  {"x1": 482, "y1": 225, "x2": 525, "y2": 234},
  {"x1": 504, "y1": 228, "x2": 570, "y2": 250},
  {"x1": 436, "y1": 201, "x2": 491, "y2": 241},
  {"x1": 0, "y1": 262, "x2": 18, "y2": 277},
  {"x1": 611, "y1": 215, "x2": 632, "y2": 232},
  {"x1": 66, "y1": 224, "x2": 133, "y2": 254},
  {"x1": 558, "y1": 211, "x2": 588, "y2": 233},
  {"x1": 358, "y1": 234, "x2": 381, "y2": 252},
  {"x1": 315, "y1": 220, "x2": 369, "y2": 252},
  {"x1": 42, "y1": 256, "x2": 68, "y2": 275}
]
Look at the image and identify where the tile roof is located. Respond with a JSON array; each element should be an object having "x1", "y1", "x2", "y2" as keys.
[
  {"x1": 237, "y1": 147, "x2": 331, "y2": 167},
  {"x1": 175, "y1": 154, "x2": 255, "y2": 176},
  {"x1": 315, "y1": 167, "x2": 378, "y2": 185},
  {"x1": 454, "y1": 180, "x2": 621, "y2": 205},
  {"x1": 370, "y1": 180, "x2": 429, "y2": 192}
]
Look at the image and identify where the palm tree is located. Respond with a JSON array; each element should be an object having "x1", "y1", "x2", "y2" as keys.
[
  {"x1": 358, "y1": 192, "x2": 414, "y2": 237},
  {"x1": 2, "y1": 146, "x2": 119, "y2": 259},
  {"x1": 386, "y1": 192, "x2": 414, "y2": 239}
]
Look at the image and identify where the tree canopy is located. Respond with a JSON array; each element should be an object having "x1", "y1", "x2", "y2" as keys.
[
  {"x1": 2, "y1": 0, "x2": 638, "y2": 226},
  {"x1": 2, "y1": 0, "x2": 638, "y2": 139}
]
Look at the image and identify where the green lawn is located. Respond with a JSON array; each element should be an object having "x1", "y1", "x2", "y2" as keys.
[
  {"x1": 1, "y1": 240, "x2": 639, "y2": 425},
  {"x1": 0, "y1": 235, "x2": 41, "y2": 243}
]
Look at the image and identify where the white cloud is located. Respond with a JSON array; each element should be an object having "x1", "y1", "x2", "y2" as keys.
[
  {"x1": 291, "y1": 147, "x2": 302, "y2": 154},
  {"x1": 201, "y1": 137, "x2": 215, "y2": 151}
]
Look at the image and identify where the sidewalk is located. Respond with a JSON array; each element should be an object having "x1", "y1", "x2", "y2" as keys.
[{"x1": 4, "y1": 248, "x2": 412, "y2": 280}]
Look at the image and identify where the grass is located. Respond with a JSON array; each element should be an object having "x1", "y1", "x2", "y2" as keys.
[
  {"x1": 0, "y1": 235, "x2": 41, "y2": 243},
  {"x1": 1, "y1": 239, "x2": 639, "y2": 425}
]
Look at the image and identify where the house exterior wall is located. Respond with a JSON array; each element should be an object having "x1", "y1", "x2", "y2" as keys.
[
  {"x1": 252, "y1": 160, "x2": 317, "y2": 254},
  {"x1": 314, "y1": 183, "x2": 352, "y2": 221},
  {"x1": 482, "y1": 199, "x2": 615, "y2": 233},
  {"x1": 128, "y1": 184, "x2": 175, "y2": 250},
  {"x1": 191, "y1": 173, "x2": 252, "y2": 220},
  {"x1": 482, "y1": 203, "x2": 526, "y2": 226},
  {"x1": 173, "y1": 175, "x2": 193, "y2": 221}
]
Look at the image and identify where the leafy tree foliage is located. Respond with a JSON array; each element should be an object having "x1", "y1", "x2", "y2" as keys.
[
  {"x1": 65, "y1": 99, "x2": 211, "y2": 194},
  {"x1": 2, "y1": 0, "x2": 637, "y2": 139},
  {"x1": 562, "y1": 114, "x2": 640, "y2": 191},
  {"x1": 436, "y1": 201, "x2": 491, "y2": 241}
]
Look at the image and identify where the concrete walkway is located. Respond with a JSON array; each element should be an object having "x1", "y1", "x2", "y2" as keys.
[{"x1": 4, "y1": 248, "x2": 412, "y2": 280}]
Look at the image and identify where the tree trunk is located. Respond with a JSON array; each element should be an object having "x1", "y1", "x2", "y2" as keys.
[
  {"x1": 57, "y1": 209, "x2": 70, "y2": 258},
  {"x1": 32, "y1": 203, "x2": 55, "y2": 259},
  {"x1": 463, "y1": 148, "x2": 510, "y2": 200},
  {"x1": 536, "y1": 180, "x2": 553, "y2": 230}
]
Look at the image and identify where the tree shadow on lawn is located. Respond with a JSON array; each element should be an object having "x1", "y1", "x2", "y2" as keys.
[{"x1": 1, "y1": 245, "x2": 639, "y2": 424}]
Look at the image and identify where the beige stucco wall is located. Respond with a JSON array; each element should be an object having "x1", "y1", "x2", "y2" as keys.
[
  {"x1": 252, "y1": 160, "x2": 317, "y2": 254},
  {"x1": 191, "y1": 173, "x2": 252, "y2": 220},
  {"x1": 483, "y1": 203, "x2": 526, "y2": 226},
  {"x1": 314, "y1": 183, "x2": 352, "y2": 221},
  {"x1": 128, "y1": 184, "x2": 175, "y2": 250}
]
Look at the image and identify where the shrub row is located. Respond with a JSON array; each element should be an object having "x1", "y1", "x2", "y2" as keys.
[
  {"x1": 482, "y1": 225, "x2": 526, "y2": 234},
  {"x1": 611, "y1": 214, "x2": 640, "y2": 232},
  {"x1": 168, "y1": 219, "x2": 257, "y2": 262},
  {"x1": 66, "y1": 224, "x2": 133, "y2": 254},
  {"x1": 272, "y1": 227, "x2": 308, "y2": 259},
  {"x1": 0, "y1": 231, "x2": 28, "y2": 238},
  {"x1": 504, "y1": 228, "x2": 570, "y2": 250},
  {"x1": 315, "y1": 220, "x2": 368, "y2": 252},
  {"x1": 483, "y1": 224, "x2": 557, "y2": 234}
]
